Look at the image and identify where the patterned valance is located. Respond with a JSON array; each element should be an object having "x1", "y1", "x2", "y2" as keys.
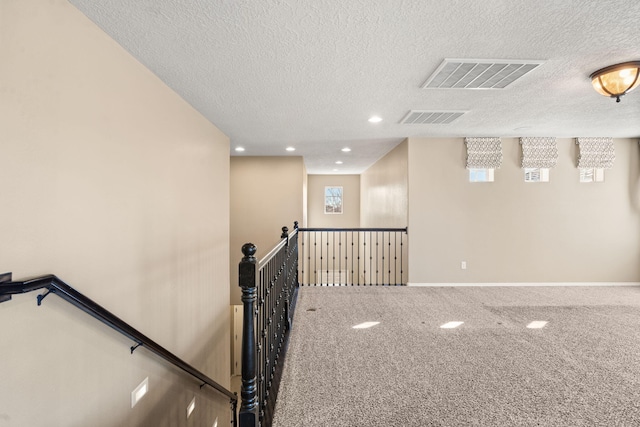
[
  {"x1": 577, "y1": 137, "x2": 615, "y2": 169},
  {"x1": 520, "y1": 137, "x2": 558, "y2": 169},
  {"x1": 465, "y1": 137, "x2": 503, "y2": 169}
]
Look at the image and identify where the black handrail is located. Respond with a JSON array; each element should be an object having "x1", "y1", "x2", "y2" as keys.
[
  {"x1": 0, "y1": 273, "x2": 238, "y2": 426},
  {"x1": 299, "y1": 227, "x2": 408, "y2": 232}
]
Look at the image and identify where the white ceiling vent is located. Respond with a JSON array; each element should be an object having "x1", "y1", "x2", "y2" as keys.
[
  {"x1": 400, "y1": 110, "x2": 466, "y2": 125},
  {"x1": 422, "y1": 59, "x2": 544, "y2": 89}
]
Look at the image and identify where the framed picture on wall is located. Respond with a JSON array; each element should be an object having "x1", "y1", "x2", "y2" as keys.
[{"x1": 324, "y1": 186, "x2": 343, "y2": 214}]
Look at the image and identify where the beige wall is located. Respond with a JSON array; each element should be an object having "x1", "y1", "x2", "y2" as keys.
[
  {"x1": 360, "y1": 140, "x2": 409, "y2": 228},
  {"x1": 0, "y1": 1, "x2": 231, "y2": 425},
  {"x1": 308, "y1": 175, "x2": 360, "y2": 227},
  {"x1": 230, "y1": 157, "x2": 306, "y2": 304},
  {"x1": 407, "y1": 137, "x2": 640, "y2": 284},
  {"x1": 302, "y1": 162, "x2": 308, "y2": 229}
]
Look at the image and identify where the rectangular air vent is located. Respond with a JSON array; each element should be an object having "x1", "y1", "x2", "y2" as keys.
[
  {"x1": 422, "y1": 59, "x2": 544, "y2": 89},
  {"x1": 400, "y1": 110, "x2": 466, "y2": 125}
]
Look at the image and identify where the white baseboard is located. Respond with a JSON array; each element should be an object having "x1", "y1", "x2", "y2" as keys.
[{"x1": 407, "y1": 282, "x2": 640, "y2": 287}]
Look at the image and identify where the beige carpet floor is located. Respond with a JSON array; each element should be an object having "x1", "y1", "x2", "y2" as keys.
[{"x1": 271, "y1": 286, "x2": 640, "y2": 427}]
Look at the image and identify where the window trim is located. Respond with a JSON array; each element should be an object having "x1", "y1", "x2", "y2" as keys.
[
  {"x1": 524, "y1": 167, "x2": 550, "y2": 183},
  {"x1": 579, "y1": 168, "x2": 605, "y2": 183},
  {"x1": 324, "y1": 186, "x2": 344, "y2": 214},
  {"x1": 468, "y1": 168, "x2": 495, "y2": 183}
]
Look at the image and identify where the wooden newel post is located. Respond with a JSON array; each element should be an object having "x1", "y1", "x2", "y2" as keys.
[{"x1": 239, "y1": 243, "x2": 259, "y2": 427}]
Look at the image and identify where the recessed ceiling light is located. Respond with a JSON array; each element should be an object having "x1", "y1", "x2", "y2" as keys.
[
  {"x1": 335, "y1": 161, "x2": 343, "y2": 165},
  {"x1": 286, "y1": 147, "x2": 295, "y2": 152},
  {"x1": 341, "y1": 147, "x2": 351, "y2": 152},
  {"x1": 235, "y1": 147, "x2": 245, "y2": 152},
  {"x1": 353, "y1": 321, "x2": 380, "y2": 329},
  {"x1": 368, "y1": 116, "x2": 383, "y2": 123},
  {"x1": 332, "y1": 168, "x2": 339, "y2": 172},
  {"x1": 440, "y1": 321, "x2": 464, "y2": 329}
]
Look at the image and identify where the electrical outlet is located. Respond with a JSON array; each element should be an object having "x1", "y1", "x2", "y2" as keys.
[{"x1": 461, "y1": 261, "x2": 467, "y2": 270}]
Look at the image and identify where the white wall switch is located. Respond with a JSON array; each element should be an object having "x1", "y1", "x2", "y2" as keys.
[{"x1": 461, "y1": 261, "x2": 467, "y2": 270}]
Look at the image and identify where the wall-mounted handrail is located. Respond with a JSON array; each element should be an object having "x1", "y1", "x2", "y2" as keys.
[{"x1": 0, "y1": 273, "x2": 238, "y2": 426}]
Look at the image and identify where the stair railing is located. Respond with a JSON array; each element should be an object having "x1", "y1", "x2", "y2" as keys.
[
  {"x1": 239, "y1": 224, "x2": 299, "y2": 427},
  {"x1": 0, "y1": 272, "x2": 238, "y2": 426},
  {"x1": 297, "y1": 226, "x2": 408, "y2": 286}
]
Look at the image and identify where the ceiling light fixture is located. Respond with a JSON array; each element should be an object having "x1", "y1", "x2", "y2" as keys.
[
  {"x1": 235, "y1": 147, "x2": 245, "y2": 152},
  {"x1": 368, "y1": 116, "x2": 382, "y2": 123},
  {"x1": 286, "y1": 147, "x2": 295, "y2": 152},
  {"x1": 590, "y1": 61, "x2": 640, "y2": 102},
  {"x1": 341, "y1": 147, "x2": 351, "y2": 152},
  {"x1": 335, "y1": 161, "x2": 343, "y2": 165}
]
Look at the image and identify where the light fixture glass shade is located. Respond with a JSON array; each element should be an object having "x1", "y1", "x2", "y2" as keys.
[{"x1": 590, "y1": 61, "x2": 640, "y2": 102}]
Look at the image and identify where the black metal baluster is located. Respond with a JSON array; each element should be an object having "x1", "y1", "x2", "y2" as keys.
[
  {"x1": 308, "y1": 232, "x2": 312, "y2": 286},
  {"x1": 349, "y1": 231, "x2": 353, "y2": 286},
  {"x1": 307, "y1": 232, "x2": 312, "y2": 286},
  {"x1": 400, "y1": 232, "x2": 404, "y2": 285},
  {"x1": 385, "y1": 232, "x2": 389, "y2": 286},
  {"x1": 393, "y1": 232, "x2": 397, "y2": 286},
  {"x1": 317, "y1": 231, "x2": 324, "y2": 286},
  {"x1": 338, "y1": 231, "x2": 341, "y2": 285},
  {"x1": 380, "y1": 232, "x2": 383, "y2": 286},
  {"x1": 356, "y1": 231, "x2": 360, "y2": 286},
  {"x1": 369, "y1": 231, "x2": 372, "y2": 286},
  {"x1": 362, "y1": 232, "x2": 366, "y2": 285},
  {"x1": 332, "y1": 231, "x2": 335, "y2": 285},
  {"x1": 379, "y1": 232, "x2": 383, "y2": 285},
  {"x1": 325, "y1": 232, "x2": 330, "y2": 286}
]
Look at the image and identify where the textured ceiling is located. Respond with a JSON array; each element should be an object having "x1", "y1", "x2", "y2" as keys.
[{"x1": 68, "y1": 0, "x2": 640, "y2": 174}]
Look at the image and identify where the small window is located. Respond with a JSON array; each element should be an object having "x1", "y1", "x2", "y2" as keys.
[
  {"x1": 324, "y1": 186, "x2": 343, "y2": 214},
  {"x1": 524, "y1": 168, "x2": 550, "y2": 183},
  {"x1": 469, "y1": 168, "x2": 494, "y2": 182},
  {"x1": 580, "y1": 168, "x2": 605, "y2": 183}
]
